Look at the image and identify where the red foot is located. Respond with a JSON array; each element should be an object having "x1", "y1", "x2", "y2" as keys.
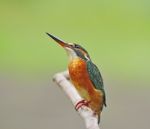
[{"x1": 75, "y1": 100, "x2": 91, "y2": 111}]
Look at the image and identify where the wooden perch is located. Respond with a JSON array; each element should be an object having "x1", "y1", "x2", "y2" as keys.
[{"x1": 53, "y1": 70, "x2": 100, "y2": 129}]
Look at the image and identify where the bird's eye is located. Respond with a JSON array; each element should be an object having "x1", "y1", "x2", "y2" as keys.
[{"x1": 74, "y1": 44, "x2": 80, "y2": 48}]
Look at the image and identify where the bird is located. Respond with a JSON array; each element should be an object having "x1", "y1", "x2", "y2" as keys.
[{"x1": 46, "y1": 32, "x2": 106, "y2": 124}]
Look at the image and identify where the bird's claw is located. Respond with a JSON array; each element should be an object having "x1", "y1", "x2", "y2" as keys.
[{"x1": 75, "y1": 100, "x2": 91, "y2": 111}]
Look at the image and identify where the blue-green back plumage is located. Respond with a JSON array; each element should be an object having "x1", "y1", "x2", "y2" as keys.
[{"x1": 86, "y1": 60, "x2": 106, "y2": 106}]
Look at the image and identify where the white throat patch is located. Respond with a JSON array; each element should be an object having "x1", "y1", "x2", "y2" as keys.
[{"x1": 65, "y1": 47, "x2": 77, "y2": 60}]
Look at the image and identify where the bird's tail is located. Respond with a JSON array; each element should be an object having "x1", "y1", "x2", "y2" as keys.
[{"x1": 98, "y1": 114, "x2": 101, "y2": 124}]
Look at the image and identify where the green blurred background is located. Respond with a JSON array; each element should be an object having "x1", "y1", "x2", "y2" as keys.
[{"x1": 0, "y1": 0, "x2": 150, "y2": 129}]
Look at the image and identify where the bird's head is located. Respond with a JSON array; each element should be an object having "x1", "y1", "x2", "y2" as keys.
[{"x1": 46, "y1": 33, "x2": 90, "y2": 61}]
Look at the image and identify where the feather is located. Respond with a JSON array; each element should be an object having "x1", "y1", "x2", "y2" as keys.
[{"x1": 86, "y1": 61, "x2": 106, "y2": 106}]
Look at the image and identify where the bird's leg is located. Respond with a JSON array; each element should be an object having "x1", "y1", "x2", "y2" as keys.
[{"x1": 75, "y1": 100, "x2": 91, "y2": 111}]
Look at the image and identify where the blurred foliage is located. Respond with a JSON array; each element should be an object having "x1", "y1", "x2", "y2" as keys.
[{"x1": 0, "y1": 0, "x2": 150, "y2": 80}]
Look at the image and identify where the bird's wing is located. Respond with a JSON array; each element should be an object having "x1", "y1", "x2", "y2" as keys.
[{"x1": 86, "y1": 60, "x2": 106, "y2": 106}]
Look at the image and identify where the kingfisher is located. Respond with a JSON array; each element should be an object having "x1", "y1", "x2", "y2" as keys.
[{"x1": 46, "y1": 33, "x2": 106, "y2": 124}]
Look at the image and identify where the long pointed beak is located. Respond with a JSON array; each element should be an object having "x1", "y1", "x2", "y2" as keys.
[{"x1": 46, "y1": 32, "x2": 69, "y2": 48}]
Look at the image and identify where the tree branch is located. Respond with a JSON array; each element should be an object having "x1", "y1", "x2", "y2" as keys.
[{"x1": 53, "y1": 70, "x2": 100, "y2": 129}]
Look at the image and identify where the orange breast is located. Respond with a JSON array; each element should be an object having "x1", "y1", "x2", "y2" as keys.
[
  {"x1": 68, "y1": 58, "x2": 103, "y2": 115},
  {"x1": 68, "y1": 58, "x2": 94, "y2": 98}
]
